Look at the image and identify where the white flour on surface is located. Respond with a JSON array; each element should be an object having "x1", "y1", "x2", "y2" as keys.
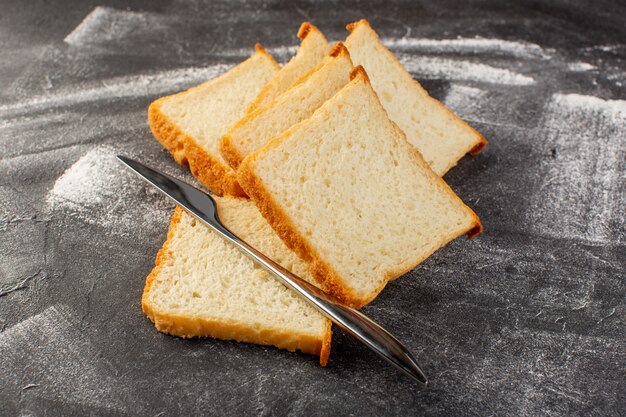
[
  {"x1": 567, "y1": 61, "x2": 597, "y2": 72},
  {"x1": 65, "y1": 6, "x2": 299, "y2": 62},
  {"x1": 64, "y1": 6, "x2": 166, "y2": 46},
  {"x1": 525, "y1": 93, "x2": 626, "y2": 243},
  {"x1": 0, "y1": 111, "x2": 72, "y2": 130},
  {"x1": 0, "y1": 306, "x2": 128, "y2": 413},
  {"x1": 47, "y1": 146, "x2": 173, "y2": 236},
  {"x1": 398, "y1": 55, "x2": 535, "y2": 85},
  {"x1": 553, "y1": 93, "x2": 626, "y2": 115},
  {"x1": 0, "y1": 65, "x2": 231, "y2": 118},
  {"x1": 442, "y1": 84, "x2": 488, "y2": 120},
  {"x1": 382, "y1": 37, "x2": 551, "y2": 59}
]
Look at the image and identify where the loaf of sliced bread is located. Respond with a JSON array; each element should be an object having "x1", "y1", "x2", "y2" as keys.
[
  {"x1": 344, "y1": 20, "x2": 487, "y2": 175},
  {"x1": 245, "y1": 22, "x2": 330, "y2": 113},
  {"x1": 148, "y1": 45, "x2": 280, "y2": 196},
  {"x1": 238, "y1": 67, "x2": 482, "y2": 308},
  {"x1": 221, "y1": 42, "x2": 354, "y2": 169},
  {"x1": 143, "y1": 199, "x2": 332, "y2": 365}
]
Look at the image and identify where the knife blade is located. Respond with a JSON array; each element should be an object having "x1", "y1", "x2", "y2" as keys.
[{"x1": 118, "y1": 155, "x2": 428, "y2": 386}]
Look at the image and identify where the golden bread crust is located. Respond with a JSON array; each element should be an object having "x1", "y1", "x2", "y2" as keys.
[
  {"x1": 287, "y1": 41, "x2": 351, "y2": 91},
  {"x1": 142, "y1": 206, "x2": 332, "y2": 365},
  {"x1": 329, "y1": 41, "x2": 350, "y2": 58},
  {"x1": 220, "y1": 41, "x2": 353, "y2": 171},
  {"x1": 142, "y1": 206, "x2": 184, "y2": 319},
  {"x1": 345, "y1": 19, "x2": 488, "y2": 174},
  {"x1": 238, "y1": 70, "x2": 482, "y2": 308},
  {"x1": 237, "y1": 159, "x2": 358, "y2": 306},
  {"x1": 254, "y1": 43, "x2": 282, "y2": 70},
  {"x1": 219, "y1": 134, "x2": 245, "y2": 170},
  {"x1": 246, "y1": 23, "x2": 328, "y2": 115},
  {"x1": 319, "y1": 320, "x2": 332, "y2": 366},
  {"x1": 297, "y1": 22, "x2": 313, "y2": 39},
  {"x1": 349, "y1": 65, "x2": 369, "y2": 82},
  {"x1": 148, "y1": 96, "x2": 246, "y2": 197}
]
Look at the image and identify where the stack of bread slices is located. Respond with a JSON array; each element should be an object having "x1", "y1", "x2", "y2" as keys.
[{"x1": 144, "y1": 20, "x2": 486, "y2": 366}]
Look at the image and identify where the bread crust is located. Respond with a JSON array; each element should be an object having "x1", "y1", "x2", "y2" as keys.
[
  {"x1": 288, "y1": 42, "x2": 351, "y2": 92},
  {"x1": 319, "y1": 320, "x2": 332, "y2": 366},
  {"x1": 297, "y1": 22, "x2": 313, "y2": 40},
  {"x1": 246, "y1": 23, "x2": 329, "y2": 114},
  {"x1": 345, "y1": 19, "x2": 488, "y2": 174},
  {"x1": 219, "y1": 134, "x2": 245, "y2": 170},
  {"x1": 220, "y1": 41, "x2": 352, "y2": 171},
  {"x1": 143, "y1": 206, "x2": 332, "y2": 365},
  {"x1": 329, "y1": 42, "x2": 350, "y2": 58},
  {"x1": 147, "y1": 46, "x2": 280, "y2": 197},
  {"x1": 238, "y1": 160, "x2": 356, "y2": 305},
  {"x1": 254, "y1": 43, "x2": 282, "y2": 71},
  {"x1": 148, "y1": 97, "x2": 246, "y2": 197},
  {"x1": 238, "y1": 70, "x2": 482, "y2": 308}
]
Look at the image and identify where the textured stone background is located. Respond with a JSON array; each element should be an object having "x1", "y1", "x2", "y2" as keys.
[{"x1": 0, "y1": 0, "x2": 624, "y2": 415}]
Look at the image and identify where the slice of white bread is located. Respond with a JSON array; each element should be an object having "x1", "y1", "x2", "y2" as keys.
[
  {"x1": 238, "y1": 67, "x2": 482, "y2": 308},
  {"x1": 221, "y1": 42, "x2": 354, "y2": 169},
  {"x1": 143, "y1": 198, "x2": 332, "y2": 365},
  {"x1": 344, "y1": 19, "x2": 487, "y2": 175},
  {"x1": 246, "y1": 22, "x2": 330, "y2": 113},
  {"x1": 148, "y1": 45, "x2": 280, "y2": 196}
]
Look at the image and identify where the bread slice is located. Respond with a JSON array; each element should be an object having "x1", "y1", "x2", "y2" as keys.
[
  {"x1": 238, "y1": 67, "x2": 482, "y2": 308},
  {"x1": 148, "y1": 45, "x2": 280, "y2": 196},
  {"x1": 245, "y1": 22, "x2": 330, "y2": 113},
  {"x1": 143, "y1": 198, "x2": 332, "y2": 365},
  {"x1": 221, "y1": 42, "x2": 354, "y2": 169},
  {"x1": 344, "y1": 19, "x2": 487, "y2": 175}
]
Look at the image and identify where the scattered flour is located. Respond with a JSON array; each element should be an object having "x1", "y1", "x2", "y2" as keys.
[
  {"x1": 64, "y1": 6, "x2": 166, "y2": 46},
  {"x1": 567, "y1": 61, "x2": 597, "y2": 72},
  {"x1": 442, "y1": 84, "x2": 488, "y2": 120},
  {"x1": 65, "y1": 6, "x2": 298, "y2": 61},
  {"x1": 0, "y1": 111, "x2": 71, "y2": 130},
  {"x1": 0, "y1": 306, "x2": 128, "y2": 413},
  {"x1": 594, "y1": 44, "x2": 622, "y2": 53},
  {"x1": 553, "y1": 93, "x2": 626, "y2": 115},
  {"x1": 525, "y1": 93, "x2": 626, "y2": 243},
  {"x1": 47, "y1": 146, "x2": 173, "y2": 236},
  {"x1": 398, "y1": 55, "x2": 535, "y2": 85},
  {"x1": 0, "y1": 65, "x2": 231, "y2": 118},
  {"x1": 382, "y1": 37, "x2": 550, "y2": 59}
]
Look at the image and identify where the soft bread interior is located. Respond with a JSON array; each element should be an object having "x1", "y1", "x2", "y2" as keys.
[
  {"x1": 238, "y1": 67, "x2": 481, "y2": 307},
  {"x1": 143, "y1": 199, "x2": 331, "y2": 365},
  {"x1": 149, "y1": 46, "x2": 279, "y2": 195},
  {"x1": 221, "y1": 42, "x2": 354, "y2": 169},
  {"x1": 246, "y1": 22, "x2": 331, "y2": 113},
  {"x1": 344, "y1": 20, "x2": 487, "y2": 175}
]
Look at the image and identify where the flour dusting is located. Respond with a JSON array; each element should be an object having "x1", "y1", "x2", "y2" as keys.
[
  {"x1": 64, "y1": 6, "x2": 165, "y2": 46},
  {"x1": 552, "y1": 93, "x2": 626, "y2": 115},
  {"x1": 567, "y1": 61, "x2": 597, "y2": 72},
  {"x1": 0, "y1": 306, "x2": 127, "y2": 413},
  {"x1": 442, "y1": 85, "x2": 488, "y2": 120},
  {"x1": 525, "y1": 93, "x2": 626, "y2": 243},
  {"x1": 398, "y1": 55, "x2": 535, "y2": 85},
  {"x1": 0, "y1": 65, "x2": 231, "y2": 117},
  {"x1": 382, "y1": 36, "x2": 550, "y2": 59},
  {"x1": 47, "y1": 146, "x2": 173, "y2": 235}
]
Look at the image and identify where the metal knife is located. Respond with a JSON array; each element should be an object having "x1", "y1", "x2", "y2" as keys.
[{"x1": 118, "y1": 155, "x2": 428, "y2": 386}]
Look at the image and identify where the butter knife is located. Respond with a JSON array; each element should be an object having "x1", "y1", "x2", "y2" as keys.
[{"x1": 118, "y1": 155, "x2": 428, "y2": 386}]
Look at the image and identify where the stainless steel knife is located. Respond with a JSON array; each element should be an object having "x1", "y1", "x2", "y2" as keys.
[{"x1": 118, "y1": 155, "x2": 428, "y2": 386}]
